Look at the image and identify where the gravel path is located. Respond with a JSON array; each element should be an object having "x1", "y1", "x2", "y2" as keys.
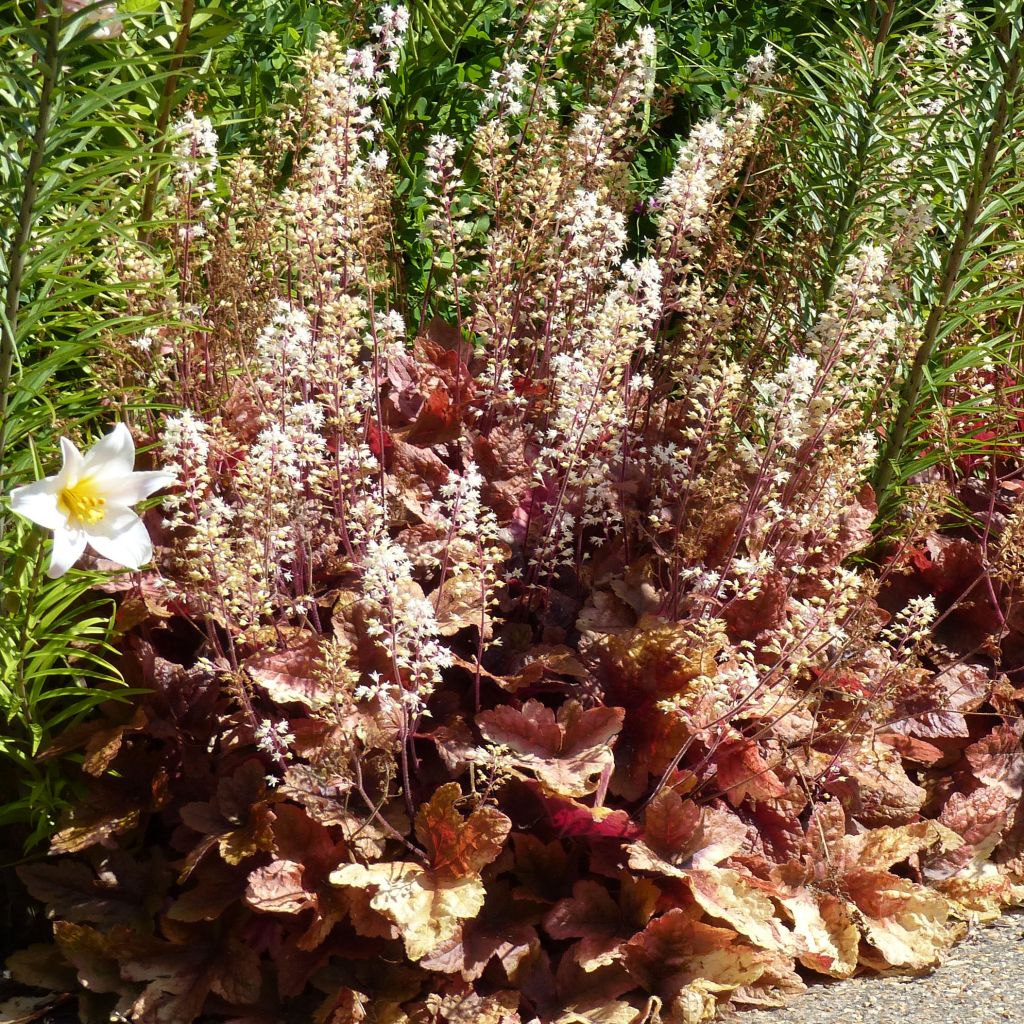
[
  {"x1": 732, "y1": 910, "x2": 1024, "y2": 1024},
  {"x1": 2, "y1": 915, "x2": 1022, "y2": 1023}
]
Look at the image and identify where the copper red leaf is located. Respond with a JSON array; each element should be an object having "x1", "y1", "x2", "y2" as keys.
[{"x1": 414, "y1": 782, "x2": 512, "y2": 878}]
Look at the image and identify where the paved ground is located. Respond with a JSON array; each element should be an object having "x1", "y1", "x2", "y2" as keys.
[{"x1": 733, "y1": 910, "x2": 1024, "y2": 1024}]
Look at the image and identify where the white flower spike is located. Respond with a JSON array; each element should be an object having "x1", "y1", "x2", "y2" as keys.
[{"x1": 9, "y1": 423, "x2": 175, "y2": 578}]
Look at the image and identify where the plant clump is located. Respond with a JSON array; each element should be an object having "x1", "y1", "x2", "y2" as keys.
[{"x1": 7, "y1": 3, "x2": 1024, "y2": 1024}]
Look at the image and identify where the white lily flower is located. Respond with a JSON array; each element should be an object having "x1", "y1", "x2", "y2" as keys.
[
  {"x1": 62, "y1": 0, "x2": 124, "y2": 41},
  {"x1": 8, "y1": 423, "x2": 175, "y2": 579}
]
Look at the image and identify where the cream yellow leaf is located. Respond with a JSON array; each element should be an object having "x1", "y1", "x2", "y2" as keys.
[
  {"x1": 555, "y1": 1001, "x2": 645, "y2": 1024},
  {"x1": 777, "y1": 889, "x2": 859, "y2": 978},
  {"x1": 666, "y1": 947, "x2": 769, "y2": 1023},
  {"x1": 625, "y1": 852, "x2": 793, "y2": 953},
  {"x1": 684, "y1": 868, "x2": 794, "y2": 953},
  {"x1": 330, "y1": 861, "x2": 486, "y2": 961},
  {"x1": 935, "y1": 863, "x2": 1024, "y2": 921},
  {"x1": 848, "y1": 869, "x2": 965, "y2": 969},
  {"x1": 424, "y1": 988, "x2": 520, "y2": 1024},
  {"x1": 668, "y1": 983, "x2": 718, "y2": 1024},
  {"x1": 682, "y1": 946, "x2": 770, "y2": 990},
  {"x1": 842, "y1": 821, "x2": 963, "y2": 873},
  {"x1": 626, "y1": 840, "x2": 686, "y2": 879}
]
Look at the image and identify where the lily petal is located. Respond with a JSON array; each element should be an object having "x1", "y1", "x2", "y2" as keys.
[
  {"x1": 48, "y1": 525, "x2": 89, "y2": 578},
  {"x1": 81, "y1": 423, "x2": 136, "y2": 480},
  {"x1": 99, "y1": 469, "x2": 177, "y2": 506},
  {"x1": 56, "y1": 437, "x2": 85, "y2": 489},
  {"x1": 85, "y1": 509, "x2": 153, "y2": 570},
  {"x1": 9, "y1": 478, "x2": 66, "y2": 531}
]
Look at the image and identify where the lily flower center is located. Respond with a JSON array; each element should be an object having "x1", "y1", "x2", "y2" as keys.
[{"x1": 58, "y1": 477, "x2": 107, "y2": 525}]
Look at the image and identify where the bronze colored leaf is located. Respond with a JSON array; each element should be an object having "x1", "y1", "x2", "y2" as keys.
[
  {"x1": 245, "y1": 636, "x2": 323, "y2": 707},
  {"x1": 245, "y1": 860, "x2": 313, "y2": 914},
  {"x1": 712, "y1": 737, "x2": 786, "y2": 806},
  {"x1": 477, "y1": 700, "x2": 624, "y2": 797}
]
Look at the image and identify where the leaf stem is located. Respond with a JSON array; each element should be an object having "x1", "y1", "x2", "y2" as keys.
[
  {"x1": 817, "y1": 0, "x2": 896, "y2": 306},
  {"x1": 874, "y1": 21, "x2": 1023, "y2": 503},
  {"x1": 140, "y1": 0, "x2": 197, "y2": 233},
  {"x1": 0, "y1": 6, "x2": 62, "y2": 487}
]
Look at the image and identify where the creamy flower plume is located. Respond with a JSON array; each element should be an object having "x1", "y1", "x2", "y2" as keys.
[{"x1": 9, "y1": 424, "x2": 175, "y2": 578}]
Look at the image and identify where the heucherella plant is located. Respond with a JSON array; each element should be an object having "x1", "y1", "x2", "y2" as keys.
[
  {"x1": 8, "y1": 423, "x2": 174, "y2": 578},
  {"x1": 8, "y1": 2, "x2": 1024, "y2": 1023}
]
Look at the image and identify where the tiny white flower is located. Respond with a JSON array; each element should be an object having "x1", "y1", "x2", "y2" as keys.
[{"x1": 8, "y1": 423, "x2": 175, "y2": 578}]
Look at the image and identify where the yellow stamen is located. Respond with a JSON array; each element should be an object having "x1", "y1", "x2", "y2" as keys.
[{"x1": 58, "y1": 478, "x2": 106, "y2": 525}]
